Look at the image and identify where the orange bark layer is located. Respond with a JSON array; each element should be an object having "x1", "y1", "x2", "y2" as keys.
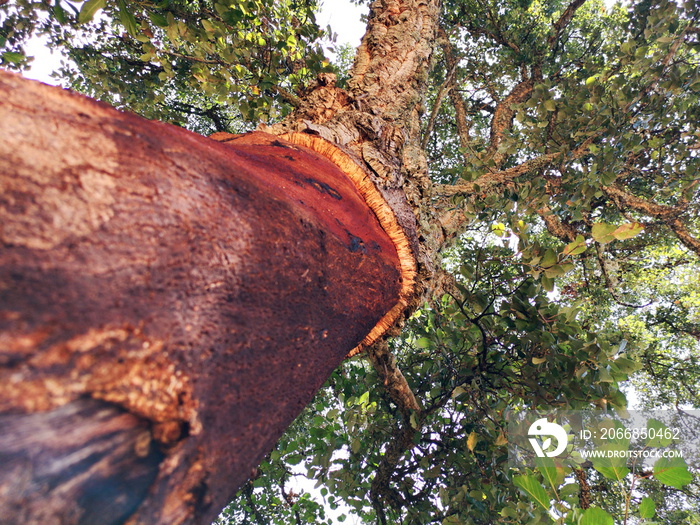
[
  {"x1": 277, "y1": 133, "x2": 417, "y2": 356},
  {"x1": 210, "y1": 131, "x2": 399, "y2": 264}
]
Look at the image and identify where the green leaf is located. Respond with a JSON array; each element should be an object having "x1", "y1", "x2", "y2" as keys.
[
  {"x1": 541, "y1": 274, "x2": 554, "y2": 292},
  {"x1": 540, "y1": 248, "x2": 558, "y2": 268},
  {"x1": 612, "y1": 222, "x2": 644, "y2": 240},
  {"x1": 52, "y1": 3, "x2": 68, "y2": 24},
  {"x1": 558, "y1": 483, "x2": 579, "y2": 500},
  {"x1": 149, "y1": 12, "x2": 168, "y2": 27},
  {"x1": 415, "y1": 337, "x2": 431, "y2": 349},
  {"x1": 117, "y1": 0, "x2": 139, "y2": 37},
  {"x1": 586, "y1": 75, "x2": 599, "y2": 86},
  {"x1": 78, "y1": 0, "x2": 107, "y2": 24},
  {"x1": 534, "y1": 456, "x2": 566, "y2": 493},
  {"x1": 645, "y1": 419, "x2": 673, "y2": 447},
  {"x1": 639, "y1": 497, "x2": 656, "y2": 519},
  {"x1": 500, "y1": 507, "x2": 519, "y2": 518},
  {"x1": 512, "y1": 475, "x2": 550, "y2": 511},
  {"x1": 653, "y1": 456, "x2": 692, "y2": 488},
  {"x1": 451, "y1": 386, "x2": 467, "y2": 398},
  {"x1": 563, "y1": 235, "x2": 587, "y2": 256},
  {"x1": 1, "y1": 52, "x2": 25, "y2": 64},
  {"x1": 591, "y1": 222, "x2": 617, "y2": 244},
  {"x1": 597, "y1": 366, "x2": 613, "y2": 383},
  {"x1": 592, "y1": 445, "x2": 630, "y2": 480},
  {"x1": 580, "y1": 507, "x2": 614, "y2": 525},
  {"x1": 201, "y1": 19, "x2": 216, "y2": 32},
  {"x1": 545, "y1": 265, "x2": 566, "y2": 278},
  {"x1": 612, "y1": 356, "x2": 641, "y2": 375}
]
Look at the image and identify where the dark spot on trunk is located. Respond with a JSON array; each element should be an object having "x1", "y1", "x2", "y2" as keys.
[
  {"x1": 348, "y1": 233, "x2": 366, "y2": 253},
  {"x1": 304, "y1": 178, "x2": 342, "y2": 200}
]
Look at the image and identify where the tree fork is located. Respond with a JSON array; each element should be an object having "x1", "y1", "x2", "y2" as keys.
[{"x1": 0, "y1": 71, "x2": 417, "y2": 524}]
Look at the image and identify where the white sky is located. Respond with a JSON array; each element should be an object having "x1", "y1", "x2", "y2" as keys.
[{"x1": 318, "y1": 0, "x2": 368, "y2": 49}]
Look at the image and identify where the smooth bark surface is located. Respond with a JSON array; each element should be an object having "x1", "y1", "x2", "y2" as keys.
[{"x1": 0, "y1": 71, "x2": 405, "y2": 524}]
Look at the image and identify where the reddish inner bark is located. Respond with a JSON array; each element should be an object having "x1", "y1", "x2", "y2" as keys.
[{"x1": 0, "y1": 72, "x2": 404, "y2": 524}]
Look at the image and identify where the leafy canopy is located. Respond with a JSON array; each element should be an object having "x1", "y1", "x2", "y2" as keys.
[{"x1": 1, "y1": 0, "x2": 331, "y2": 132}]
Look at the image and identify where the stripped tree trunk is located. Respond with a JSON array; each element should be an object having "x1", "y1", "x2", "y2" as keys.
[{"x1": 0, "y1": 0, "x2": 441, "y2": 523}]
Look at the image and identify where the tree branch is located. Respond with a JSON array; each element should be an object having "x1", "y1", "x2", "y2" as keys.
[
  {"x1": 438, "y1": 27, "x2": 471, "y2": 152},
  {"x1": 602, "y1": 185, "x2": 700, "y2": 256},
  {"x1": 487, "y1": 77, "x2": 534, "y2": 168},
  {"x1": 271, "y1": 84, "x2": 302, "y2": 107},
  {"x1": 602, "y1": 185, "x2": 686, "y2": 219},
  {"x1": 437, "y1": 131, "x2": 598, "y2": 198},
  {"x1": 548, "y1": 0, "x2": 588, "y2": 50},
  {"x1": 367, "y1": 341, "x2": 421, "y2": 417},
  {"x1": 435, "y1": 152, "x2": 559, "y2": 197},
  {"x1": 668, "y1": 218, "x2": 700, "y2": 257},
  {"x1": 421, "y1": 63, "x2": 457, "y2": 150},
  {"x1": 537, "y1": 205, "x2": 578, "y2": 242}
]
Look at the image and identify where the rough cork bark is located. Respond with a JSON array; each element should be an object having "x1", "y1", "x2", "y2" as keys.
[{"x1": 0, "y1": 71, "x2": 408, "y2": 524}]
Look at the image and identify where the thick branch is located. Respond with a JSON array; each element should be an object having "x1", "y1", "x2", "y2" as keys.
[
  {"x1": 438, "y1": 27, "x2": 471, "y2": 151},
  {"x1": 603, "y1": 185, "x2": 700, "y2": 256},
  {"x1": 603, "y1": 185, "x2": 686, "y2": 219},
  {"x1": 537, "y1": 205, "x2": 578, "y2": 242},
  {"x1": 668, "y1": 219, "x2": 700, "y2": 257},
  {"x1": 349, "y1": 0, "x2": 440, "y2": 126},
  {"x1": 548, "y1": 0, "x2": 587, "y2": 50},
  {"x1": 436, "y1": 152, "x2": 559, "y2": 197},
  {"x1": 487, "y1": 77, "x2": 534, "y2": 168},
  {"x1": 367, "y1": 341, "x2": 421, "y2": 416},
  {"x1": 437, "y1": 132, "x2": 598, "y2": 199}
]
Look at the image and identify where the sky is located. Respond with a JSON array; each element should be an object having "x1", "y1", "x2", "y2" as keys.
[{"x1": 318, "y1": 0, "x2": 368, "y2": 50}]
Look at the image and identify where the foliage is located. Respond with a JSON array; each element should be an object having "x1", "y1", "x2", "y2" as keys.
[
  {"x1": 1, "y1": 0, "x2": 333, "y2": 131},
  {"x1": 4, "y1": 0, "x2": 700, "y2": 523}
]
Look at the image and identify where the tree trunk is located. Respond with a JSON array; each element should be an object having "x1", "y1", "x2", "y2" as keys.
[
  {"x1": 0, "y1": 71, "x2": 412, "y2": 524},
  {"x1": 1, "y1": 0, "x2": 442, "y2": 521}
]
